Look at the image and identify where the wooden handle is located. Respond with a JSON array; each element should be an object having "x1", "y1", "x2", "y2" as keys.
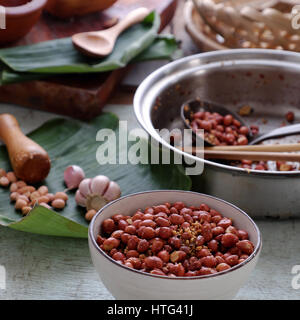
[
  {"x1": 0, "y1": 114, "x2": 51, "y2": 184},
  {"x1": 179, "y1": 145, "x2": 300, "y2": 161},
  {"x1": 109, "y1": 7, "x2": 151, "y2": 36},
  {"x1": 205, "y1": 143, "x2": 300, "y2": 152},
  {"x1": 204, "y1": 150, "x2": 300, "y2": 162}
]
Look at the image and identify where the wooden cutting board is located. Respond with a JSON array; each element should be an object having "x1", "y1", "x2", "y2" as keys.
[{"x1": 0, "y1": 0, "x2": 177, "y2": 120}]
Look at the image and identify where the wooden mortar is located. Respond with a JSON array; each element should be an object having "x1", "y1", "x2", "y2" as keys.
[{"x1": 0, "y1": 114, "x2": 51, "y2": 184}]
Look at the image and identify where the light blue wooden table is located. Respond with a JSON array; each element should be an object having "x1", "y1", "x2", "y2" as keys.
[{"x1": 0, "y1": 104, "x2": 299, "y2": 300}]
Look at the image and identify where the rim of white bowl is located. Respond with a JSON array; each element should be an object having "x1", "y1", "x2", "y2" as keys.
[{"x1": 89, "y1": 190, "x2": 262, "y2": 280}]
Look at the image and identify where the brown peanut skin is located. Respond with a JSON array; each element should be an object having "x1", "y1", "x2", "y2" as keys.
[
  {"x1": 99, "y1": 202, "x2": 255, "y2": 278},
  {"x1": 0, "y1": 114, "x2": 51, "y2": 184}
]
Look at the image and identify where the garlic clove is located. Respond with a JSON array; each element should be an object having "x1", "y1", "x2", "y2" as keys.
[
  {"x1": 103, "y1": 181, "x2": 121, "y2": 202},
  {"x1": 90, "y1": 175, "x2": 110, "y2": 196},
  {"x1": 75, "y1": 189, "x2": 87, "y2": 207},
  {"x1": 64, "y1": 165, "x2": 85, "y2": 190},
  {"x1": 78, "y1": 178, "x2": 92, "y2": 197}
]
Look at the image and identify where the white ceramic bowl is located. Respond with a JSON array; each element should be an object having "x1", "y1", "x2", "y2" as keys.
[{"x1": 89, "y1": 191, "x2": 262, "y2": 300}]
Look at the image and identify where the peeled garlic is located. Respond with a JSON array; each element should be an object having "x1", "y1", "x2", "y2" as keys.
[
  {"x1": 75, "y1": 175, "x2": 121, "y2": 211},
  {"x1": 64, "y1": 165, "x2": 85, "y2": 190}
]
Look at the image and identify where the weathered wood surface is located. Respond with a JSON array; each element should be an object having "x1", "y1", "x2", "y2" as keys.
[{"x1": 0, "y1": 0, "x2": 178, "y2": 120}]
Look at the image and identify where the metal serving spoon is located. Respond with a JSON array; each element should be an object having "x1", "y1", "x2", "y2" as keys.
[
  {"x1": 181, "y1": 99, "x2": 252, "y2": 146},
  {"x1": 182, "y1": 99, "x2": 300, "y2": 147},
  {"x1": 249, "y1": 123, "x2": 300, "y2": 145},
  {"x1": 72, "y1": 7, "x2": 150, "y2": 58}
]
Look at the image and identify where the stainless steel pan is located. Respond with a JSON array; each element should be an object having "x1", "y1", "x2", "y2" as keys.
[{"x1": 134, "y1": 49, "x2": 300, "y2": 218}]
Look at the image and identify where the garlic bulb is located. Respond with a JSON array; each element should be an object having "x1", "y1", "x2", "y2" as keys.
[{"x1": 75, "y1": 175, "x2": 121, "y2": 211}]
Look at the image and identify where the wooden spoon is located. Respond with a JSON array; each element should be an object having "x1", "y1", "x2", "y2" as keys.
[
  {"x1": 203, "y1": 150, "x2": 300, "y2": 162},
  {"x1": 205, "y1": 143, "x2": 300, "y2": 152},
  {"x1": 72, "y1": 7, "x2": 151, "y2": 58},
  {"x1": 0, "y1": 114, "x2": 51, "y2": 184}
]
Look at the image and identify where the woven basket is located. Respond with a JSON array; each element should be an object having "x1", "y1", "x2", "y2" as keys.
[{"x1": 193, "y1": 0, "x2": 300, "y2": 51}]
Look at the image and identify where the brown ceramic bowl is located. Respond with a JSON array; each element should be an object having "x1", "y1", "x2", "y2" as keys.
[
  {"x1": 0, "y1": 0, "x2": 47, "y2": 45},
  {"x1": 45, "y1": 0, "x2": 118, "y2": 18}
]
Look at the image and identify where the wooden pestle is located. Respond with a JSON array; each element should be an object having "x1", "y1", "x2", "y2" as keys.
[{"x1": 0, "y1": 114, "x2": 51, "y2": 184}]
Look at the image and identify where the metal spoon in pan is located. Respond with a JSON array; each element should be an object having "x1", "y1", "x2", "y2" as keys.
[
  {"x1": 249, "y1": 123, "x2": 300, "y2": 145},
  {"x1": 181, "y1": 99, "x2": 300, "y2": 147},
  {"x1": 181, "y1": 99, "x2": 252, "y2": 147}
]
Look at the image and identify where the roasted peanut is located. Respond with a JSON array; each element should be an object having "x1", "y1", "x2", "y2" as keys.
[
  {"x1": 22, "y1": 206, "x2": 32, "y2": 216},
  {"x1": 6, "y1": 172, "x2": 17, "y2": 183},
  {"x1": 54, "y1": 192, "x2": 68, "y2": 201},
  {"x1": 38, "y1": 186, "x2": 48, "y2": 195},
  {"x1": 10, "y1": 192, "x2": 19, "y2": 202},
  {"x1": 15, "y1": 199, "x2": 28, "y2": 210},
  {"x1": 85, "y1": 209, "x2": 97, "y2": 221},
  {"x1": 51, "y1": 199, "x2": 66, "y2": 209},
  {"x1": 97, "y1": 201, "x2": 255, "y2": 278},
  {"x1": 0, "y1": 176, "x2": 10, "y2": 187}
]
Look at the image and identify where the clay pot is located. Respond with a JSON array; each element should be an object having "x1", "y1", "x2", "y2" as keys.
[
  {"x1": 0, "y1": 0, "x2": 47, "y2": 45},
  {"x1": 45, "y1": 0, "x2": 118, "y2": 18}
]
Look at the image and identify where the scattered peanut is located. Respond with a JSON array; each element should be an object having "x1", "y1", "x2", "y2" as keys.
[
  {"x1": 22, "y1": 206, "x2": 32, "y2": 216},
  {"x1": 54, "y1": 192, "x2": 68, "y2": 201},
  {"x1": 239, "y1": 105, "x2": 253, "y2": 116},
  {"x1": 30, "y1": 191, "x2": 41, "y2": 201},
  {"x1": 285, "y1": 111, "x2": 295, "y2": 123},
  {"x1": 0, "y1": 169, "x2": 6, "y2": 177},
  {"x1": 15, "y1": 199, "x2": 28, "y2": 210},
  {"x1": 52, "y1": 199, "x2": 66, "y2": 209},
  {"x1": 0, "y1": 167, "x2": 70, "y2": 216},
  {"x1": 38, "y1": 186, "x2": 48, "y2": 195},
  {"x1": 47, "y1": 193, "x2": 54, "y2": 202},
  {"x1": 17, "y1": 195, "x2": 29, "y2": 203},
  {"x1": 19, "y1": 186, "x2": 36, "y2": 194},
  {"x1": 85, "y1": 209, "x2": 97, "y2": 221},
  {"x1": 10, "y1": 183, "x2": 18, "y2": 193},
  {"x1": 0, "y1": 176, "x2": 10, "y2": 187},
  {"x1": 16, "y1": 181, "x2": 27, "y2": 189},
  {"x1": 37, "y1": 196, "x2": 50, "y2": 204},
  {"x1": 10, "y1": 192, "x2": 19, "y2": 202},
  {"x1": 40, "y1": 203, "x2": 51, "y2": 209},
  {"x1": 23, "y1": 192, "x2": 31, "y2": 199},
  {"x1": 6, "y1": 172, "x2": 17, "y2": 183}
]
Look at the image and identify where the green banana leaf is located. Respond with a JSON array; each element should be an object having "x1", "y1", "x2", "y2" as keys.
[
  {"x1": 0, "y1": 12, "x2": 161, "y2": 74},
  {"x1": 1, "y1": 35, "x2": 180, "y2": 85},
  {"x1": 0, "y1": 113, "x2": 191, "y2": 238}
]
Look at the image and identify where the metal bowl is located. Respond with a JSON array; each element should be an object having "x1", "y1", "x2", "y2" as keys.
[{"x1": 134, "y1": 49, "x2": 300, "y2": 219}]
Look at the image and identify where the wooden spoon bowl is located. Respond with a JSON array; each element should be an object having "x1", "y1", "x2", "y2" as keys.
[{"x1": 72, "y1": 7, "x2": 150, "y2": 58}]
